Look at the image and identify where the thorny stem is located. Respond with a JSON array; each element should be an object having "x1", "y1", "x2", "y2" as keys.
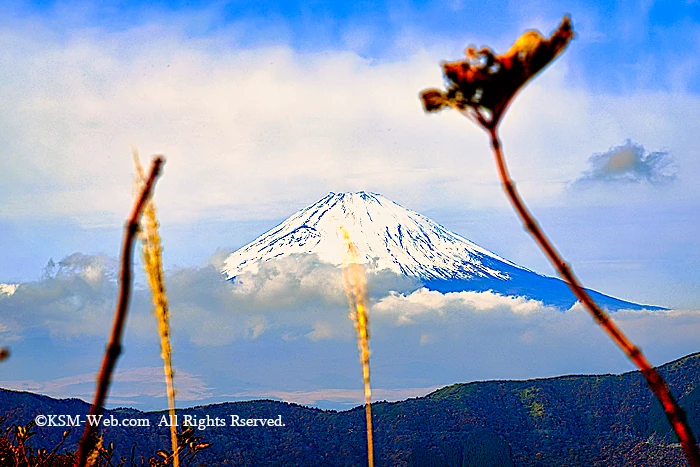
[
  {"x1": 75, "y1": 156, "x2": 165, "y2": 467},
  {"x1": 487, "y1": 127, "x2": 700, "y2": 466}
]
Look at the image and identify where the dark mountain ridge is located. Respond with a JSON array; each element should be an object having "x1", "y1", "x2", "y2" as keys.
[{"x1": 2, "y1": 352, "x2": 699, "y2": 466}]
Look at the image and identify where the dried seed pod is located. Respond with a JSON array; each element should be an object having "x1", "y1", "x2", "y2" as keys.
[{"x1": 420, "y1": 15, "x2": 574, "y2": 128}]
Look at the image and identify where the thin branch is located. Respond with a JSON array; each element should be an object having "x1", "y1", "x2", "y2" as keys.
[
  {"x1": 74, "y1": 156, "x2": 165, "y2": 467},
  {"x1": 38, "y1": 429, "x2": 70, "y2": 467},
  {"x1": 420, "y1": 13, "x2": 698, "y2": 466},
  {"x1": 487, "y1": 127, "x2": 700, "y2": 466}
]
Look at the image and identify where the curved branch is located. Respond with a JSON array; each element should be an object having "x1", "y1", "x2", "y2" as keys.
[
  {"x1": 75, "y1": 156, "x2": 165, "y2": 467},
  {"x1": 487, "y1": 127, "x2": 699, "y2": 466}
]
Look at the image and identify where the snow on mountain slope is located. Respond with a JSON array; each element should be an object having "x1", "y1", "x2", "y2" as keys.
[
  {"x1": 222, "y1": 191, "x2": 529, "y2": 281},
  {"x1": 222, "y1": 192, "x2": 663, "y2": 311}
]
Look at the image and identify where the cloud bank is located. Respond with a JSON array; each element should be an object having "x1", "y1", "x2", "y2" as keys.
[
  {"x1": 2, "y1": 252, "x2": 698, "y2": 349},
  {"x1": 2, "y1": 252, "x2": 699, "y2": 410},
  {"x1": 2, "y1": 9, "x2": 699, "y2": 231}
]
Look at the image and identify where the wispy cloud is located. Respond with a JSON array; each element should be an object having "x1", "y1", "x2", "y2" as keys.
[
  {"x1": 573, "y1": 139, "x2": 677, "y2": 186},
  {"x1": 2, "y1": 366, "x2": 212, "y2": 406}
]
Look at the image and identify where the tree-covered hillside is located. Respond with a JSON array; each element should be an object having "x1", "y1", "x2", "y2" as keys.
[{"x1": 2, "y1": 352, "x2": 698, "y2": 466}]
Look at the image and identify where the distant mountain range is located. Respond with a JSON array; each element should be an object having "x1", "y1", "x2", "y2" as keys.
[
  {"x1": 1, "y1": 352, "x2": 698, "y2": 466},
  {"x1": 222, "y1": 191, "x2": 663, "y2": 310}
]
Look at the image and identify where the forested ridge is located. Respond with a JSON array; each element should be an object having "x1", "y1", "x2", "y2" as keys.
[{"x1": 2, "y1": 352, "x2": 698, "y2": 466}]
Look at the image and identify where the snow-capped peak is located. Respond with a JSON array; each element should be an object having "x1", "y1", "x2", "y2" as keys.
[{"x1": 222, "y1": 191, "x2": 527, "y2": 281}]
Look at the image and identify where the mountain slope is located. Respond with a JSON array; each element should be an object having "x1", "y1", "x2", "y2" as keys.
[
  {"x1": 2, "y1": 352, "x2": 698, "y2": 466},
  {"x1": 222, "y1": 191, "x2": 661, "y2": 310},
  {"x1": 223, "y1": 191, "x2": 524, "y2": 281}
]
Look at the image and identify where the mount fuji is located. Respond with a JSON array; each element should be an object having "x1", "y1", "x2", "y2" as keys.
[{"x1": 222, "y1": 192, "x2": 662, "y2": 311}]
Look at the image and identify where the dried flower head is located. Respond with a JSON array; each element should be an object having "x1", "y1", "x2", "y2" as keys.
[
  {"x1": 417, "y1": 15, "x2": 700, "y2": 467},
  {"x1": 420, "y1": 15, "x2": 574, "y2": 129}
]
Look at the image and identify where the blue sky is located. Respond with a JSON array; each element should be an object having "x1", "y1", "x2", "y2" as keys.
[{"x1": 1, "y1": 0, "x2": 699, "y2": 410}]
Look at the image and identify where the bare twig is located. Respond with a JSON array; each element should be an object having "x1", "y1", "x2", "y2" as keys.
[
  {"x1": 39, "y1": 429, "x2": 70, "y2": 467},
  {"x1": 487, "y1": 128, "x2": 700, "y2": 466},
  {"x1": 75, "y1": 156, "x2": 165, "y2": 467},
  {"x1": 420, "y1": 14, "x2": 699, "y2": 466}
]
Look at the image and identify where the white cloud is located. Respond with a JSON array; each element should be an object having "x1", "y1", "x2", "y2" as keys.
[
  {"x1": 0, "y1": 253, "x2": 346, "y2": 344},
  {"x1": 0, "y1": 19, "x2": 478, "y2": 226},
  {"x1": 3, "y1": 13, "x2": 698, "y2": 230},
  {"x1": 373, "y1": 288, "x2": 552, "y2": 324},
  {"x1": 149, "y1": 257, "x2": 700, "y2": 393},
  {"x1": 2, "y1": 252, "x2": 699, "y2": 410},
  {"x1": 0, "y1": 284, "x2": 18, "y2": 297},
  {"x1": 4, "y1": 252, "x2": 699, "y2": 357},
  {"x1": 0, "y1": 254, "x2": 121, "y2": 340}
]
